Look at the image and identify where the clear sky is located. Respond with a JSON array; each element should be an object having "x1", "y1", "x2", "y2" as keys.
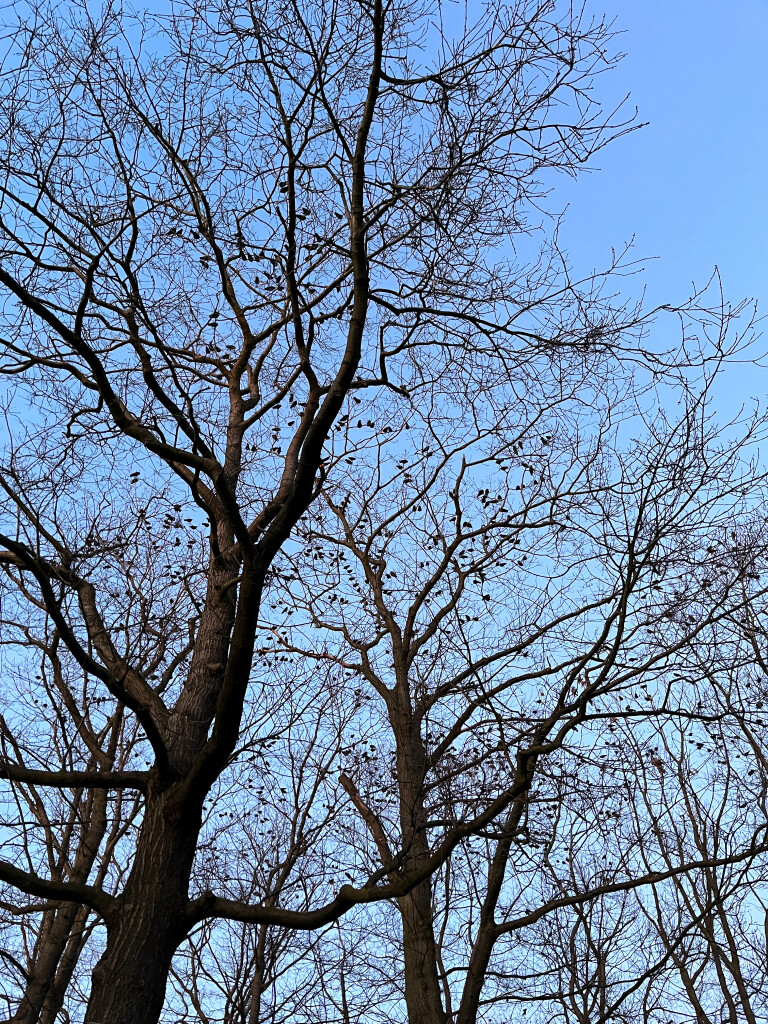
[{"x1": 556, "y1": 0, "x2": 768, "y2": 407}]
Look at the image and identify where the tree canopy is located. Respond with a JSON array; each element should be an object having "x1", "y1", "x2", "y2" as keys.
[{"x1": 0, "y1": 2, "x2": 766, "y2": 1023}]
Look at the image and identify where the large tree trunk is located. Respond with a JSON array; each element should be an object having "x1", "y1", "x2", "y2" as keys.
[
  {"x1": 398, "y1": 880, "x2": 446, "y2": 1024},
  {"x1": 85, "y1": 557, "x2": 248, "y2": 1024},
  {"x1": 83, "y1": 798, "x2": 198, "y2": 1024},
  {"x1": 390, "y1": 694, "x2": 446, "y2": 1024}
]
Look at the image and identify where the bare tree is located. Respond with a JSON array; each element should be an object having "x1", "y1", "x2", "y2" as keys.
[
  {"x1": 0, "y1": 1, "x2": 765, "y2": 1023},
  {"x1": 492, "y1": 672, "x2": 768, "y2": 1024},
  {"x1": 0, "y1": 616, "x2": 144, "y2": 1024}
]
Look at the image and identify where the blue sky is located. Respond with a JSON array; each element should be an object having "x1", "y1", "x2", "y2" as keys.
[
  {"x1": 560, "y1": 0, "x2": 768, "y2": 304},
  {"x1": 556, "y1": 0, "x2": 768, "y2": 406}
]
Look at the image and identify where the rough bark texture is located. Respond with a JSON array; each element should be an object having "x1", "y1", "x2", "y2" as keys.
[
  {"x1": 14, "y1": 787, "x2": 109, "y2": 1024},
  {"x1": 399, "y1": 881, "x2": 446, "y2": 1024},
  {"x1": 83, "y1": 799, "x2": 199, "y2": 1024},
  {"x1": 38, "y1": 905, "x2": 93, "y2": 1024},
  {"x1": 391, "y1": 691, "x2": 446, "y2": 1024},
  {"x1": 248, "y1": 924, "x2": 268, "y2": 1024},
  {"x1": 14, "y1": 903, "x2": 90, "y2": 1024}
]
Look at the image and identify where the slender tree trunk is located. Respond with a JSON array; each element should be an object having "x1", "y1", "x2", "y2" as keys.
[
  {"x1": 14, "y1": 788, "x2": 109, "y2": 1024},
  {"x1": 457, "y1": 803, "x2": 530, "y2": 1024},
  {"x1": 38, "y1": 904, "x2": 93, "y2": 1024},
  {"x1": 455, "y1": 853, "x2": 508, "y2": 1024},
  {"x1": 248, "y1": 924, "x2": 268, "y2": 1024},
  {"x1": 14, "y1": 903, "x2": 89, "y2": 1024}
]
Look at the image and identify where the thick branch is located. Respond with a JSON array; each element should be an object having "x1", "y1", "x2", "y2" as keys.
[
  {"x1": 0, "y1": 859, "x2": 114, "y2": 919},
  {"x1": 0, "y1": 762, "x2": 147, "y2": 791},
  {"x1": 339, "y1": 772, "x2": 394, "y2": 867},
  {"x1": 0, "y1": 265, "x2": 216, "y2": 474},
  {"x1": 189, "y1": 829, "x2": 768, "y2": 943},
  {"x1": 0, "y1": 539, "x2": 171, "y2": 772}
]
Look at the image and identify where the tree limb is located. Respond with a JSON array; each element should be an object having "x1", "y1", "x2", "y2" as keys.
[
  {"x1": 0, "y1": 859, "x2": 114, "y2": 919},
  {"x1": 0, "y1": 762, "x2": 147, "y2": 791}
]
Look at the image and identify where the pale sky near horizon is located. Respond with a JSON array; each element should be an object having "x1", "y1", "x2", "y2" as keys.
[{"x1": 555, "y1": 0, "x2": 768, "y2": 407}]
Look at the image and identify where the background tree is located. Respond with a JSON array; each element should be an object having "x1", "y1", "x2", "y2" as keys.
[{"x1": 0, "y1": 1, "x2": 766, "y2": 1023}]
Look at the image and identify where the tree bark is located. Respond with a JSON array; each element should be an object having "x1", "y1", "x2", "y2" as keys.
[
  {"x1": 80, "y1": 562, "x2": 242, "y2": 1024},
  {"x1": 390, "y1": 695, "x2": 446, "y2": 1024},
  {"x1": 14, "y1": 787, "x2": 110, "y2": 1024},
  {"x1": 83, "y1": 798, "x2": 198, "y2": 1024},
  {"x1": 398, "y1": 880, "x2": 446, "y2": 1024},
  {"x1": 247, "y1": 924, "x2": 268, "y2": 1024},
  {"x1": 38, "y1": 904, "x2": 93, "y2": 1024},
  {"x1": 14, "y1": 903, "x2": 91, "y2": 1024}
]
